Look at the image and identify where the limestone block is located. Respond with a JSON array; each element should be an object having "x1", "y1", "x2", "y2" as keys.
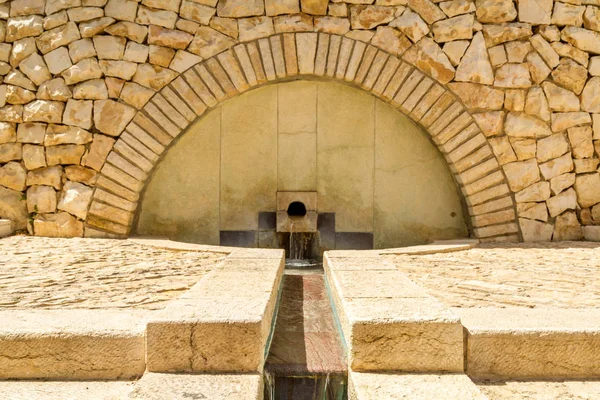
[
  {"x1": 547, "y1": 188, "x2": 578, "y2": 217},
  {"x1": 93, "y1": 35, "x2": 125, "y2": 60},
  {"x1": 489, "y1": 45, "x2": 508, "y2": 69},
  {"x1": 510, "y1": 137, "x2": 536, "y2": 160},
  {"x1": 266, "y1": 0, "x2": 299, "y2": 16},
  {"x1": 370, "y1": 26, "x2": 412, "y2": 57},
  {"x1": 23, "y1": 101, "x2": 64, "y2": 124},
  {"x1": 553, "y1": 210, "x2": 583, "y2": 240},
  {"x1": 550, "y1": 112, "x2": 591, "y2": 132},
  {"x1": 67, "y1": 6, "x2": 104, "y2": 22},
  {"x1": 574, "y1": 158, "x2": 600, "y2": 174},
  {"x1": 19, "y1": 53, "x2": 52, "y2": 86},
  {"x1": 581, "y1": 77, "x2": 600, "y2": 113},
  {"x1": 65, "y1": 165, "x2": 97, "y2": 185},
  {"x1": 442, "y1": 40, "x2": 469, "y2": 66},
  {"x1": 136, "y1": 5, "x2": 178, "y2": 29},
  {"x1": 504, "y1": 89, "x2": 525, "y2": 112},
  {"x1": 4, "y1": 71, "x2": 35, "y2": 93},
  {"x1": 46, "y1": 144, "x2": 85, "y2": 165},
  {"x1": 82, "y1": 133, "x2": 115, "y2": 171},
  {"x1": 169, "y1": 50, "x2": 202, "y2": 73},
  {"x1": 106, "y1": 78, "x2": 125, "y2": 100},
  {"x1": 0, "y1": 186, "x2": 27, "y2": 230},
  {"x1": 105, "y1": 0, "x2": 138, "y2": 22},
  {"x1": 27, "y1": 185, "x2": 57, "y2": 213},
  {"x1": 389, "y1": 10, "x2": 429, "y2": 43},
  {"x1": 68, "y1": 39, "x2": 96, "y2": 64},
  {"x1": 518, "y1": 0, "x2": 551, "y2": 25},
  {"x1": 45, "y1": 124, "x2": 92, "y2": 146},
  {"x1": 73, "y1": 79, "x2": 108, "y2": 100},
  {"x1": 449, "y1": 83, "x2": 504, "y2": 110},
  {"x1": 0, "y1": 122, "x2": 16, "y2": 144},
  {"x1": 6, "y1": 16, "x2": 43, "y2": 43},
  {"x1": 11, "y1": 0, "x2": 46, "y2": 17},
  {"x1": 61, "y1": 58, "x2": 103, "y2": 85},
  {"x1": 561, "y1": 26, "x2": 600, "y2": 54},
  {"x1": 584, "y1": 5, "x2": 600, "y2": 31},
  {"x1": 483, "y1": 23, "x2": 532, "y2": 47},
  {"x1": 516, "y1": 202, "x2": 548, "y2": 221},
  {"x1": 0, "y1": 162, "x2": 26, "y2": 191},
  {"x1": 78, "y1": 17, "x2": 115, "y2": 38},
  {"x1": 57, "y1": 180, "x2": 93, "y2": 219},
  {"x1": 42, "y1": 47, "x2": 72, "y2": 76},
  {"x1": 551, "y1": 58, "x2": 588, "y2": 95},
  {"x1": 455, "y1": 32, "x2": 494, "y2": 85},
  {"x1": 4, "y1": 85, "x2": 33, "y2": 106},
  {"x1": 149, "y1": 45, "x2": 175, "y2": 67},
  {"x1": 62, "y1": 99, "x2": 93, "y2": 129},
  {"x1": 148, "y1": 25, "x2": 193, "y2": 49},
  {"x1": 99, "y1": 60, "x2": 138, "y2": 80},
  {"x1": 542, "y1": 81, "x2": 580, "y2": 112},
  {"x1": 432, "y1": 14, "x2": 474, "y2": 43},
  {"x1": 505, "y1": 112, "x2": 551, "y2": 138},
  {"x1": 93, "y1": 99, "x2": 136, "y2": 137},
  {"x1": 583, "y1": 225, "x2": 600, "y2": 241},
  {"x1": 0, "y1": 219, "x2": 13, "y2": 238},
  {"x1": 124, "y1": 42, "x2": 149, "y2": 63},
  {"x1": 210, "y1": 17, "x2": 237, "y2": 38},
  {"x1": 120, "y1": 82, "x2": 155, "y2": 109},
  {"x1": 403, "y1": 37, "x2": 455, "y2": 84},
  {"x1": 43, "y1": 10, "x2": 69, "y2": 30},
  {"x1": 574, "y1": 173, "x2": 600, "y2": 208},
  {"x1": 476, "y1": 0, "x2": 517, "y2": 23},
  {"x1": 437, "y1": 0, "x2": 473, "y2": 16},
  {"x1": 489, "y1": 136, "x2": 517, "y2": 164},
  {"x1": 551, "y1": 2, "x2": 585, "y2": 26},
  {"x1": 180, "y1": 1, "x2": 216, "y2": 24},
  {"x1": 0, "y1": 105, "x2": 24, "y2": 123},
  {"x1": 105, "y1": 21, "x2": 148, "y2": 44},
  {"x1": 273, "y1": 14, "x2": 314, "y2": 33},
  {"x1": 17, "y1": 123, "x2": 46, "y2": 145},
  {"x1": 407, "y1": 0, "x2": 446, "y2": 24},
  {"x1": 238, "y1": 17, "x2": 275, "y2": 42},
  {"x1": 132, "y1": 63, "x2": 177, "y2": 90},
  {"x1": 36, "y1": 22, "x2": 81, "y2": 55},
  {"x1": 22, "y1": 144, "x2": 46, "y2": 170},
  {"x1": 26, "y1": 165, "x2": 63, "y2": 190},
  {"x1": 493, "y1": 63, "x2": 531, "y2": 88},
  {"x1": 503, "y1": 159, "x2": 540, "y2": 192},
  {"x1": 9, "y1": 38, "x2": 36, "y2": 68},
  {"x1": 217, "y1": 0, "x2": 264, "y2": 18},
  {"x1": 536, "y1": 133, "x2": 569, "y2": 163},
  {"x1": 461, "y1": 308, "x2": 600, "y2": 378},
  {"x1": 350, "y1": 5, "x2": 395, "y2": 30},
  {"x1": 550, "y1": 172, "x2": 575, "y2": 196},
  {"x1": 300, "y1": 0, "x2": 328, "y2": 15},
  {"x1": 539, "y1": 153, "x2": 574, "y2": 180},
  {"x1": 568, "y1": 126, "x2": 594, "y2": 158}
]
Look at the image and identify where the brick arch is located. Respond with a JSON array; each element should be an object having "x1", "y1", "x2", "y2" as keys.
[{"x1": 85, "y1": 33, "x2": 520, "y2": 243}]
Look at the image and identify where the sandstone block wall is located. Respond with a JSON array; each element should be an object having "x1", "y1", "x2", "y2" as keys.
[{"x1": 0, "y1": 0, "x2": 599, "y2": 242}]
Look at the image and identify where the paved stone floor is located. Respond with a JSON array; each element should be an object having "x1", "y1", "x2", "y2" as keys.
[
  {"x1": 476, "y1": 380, "x2": 600, "y2": 399},
  {"x1": 0, "y1": 236, "x2": 224, "y2": 309},
  {"x1": 392, "y1": 242, "x2": 600, "y2": 308}
]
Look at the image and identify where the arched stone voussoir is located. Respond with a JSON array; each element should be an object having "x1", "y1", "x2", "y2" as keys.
[{"x1": 85, "y1": 33, "x2": 519, "y2": 243}]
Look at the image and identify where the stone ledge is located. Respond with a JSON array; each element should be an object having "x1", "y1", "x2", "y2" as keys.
[
  {"x1": 379, "y1": 239, "x2": 480, "y2": 255},
  {"x1": 349, "y1": 372, "x2": 487, "y2": 400},
  {"x1": 146, "y1": 249, "x2": 285, "y2": 373},
  {"x1": 458, "y1": 308, "x2": 600, "y2": 379},
  {"x1": 324, "y1": 253, "x2": 464, "y2": 372},
  {"x1": 0, "y1": 220, "x2": 14, "y2": 238},
  {"x1": 0, "y1": 310, "x2": 148, "y2": 380}
]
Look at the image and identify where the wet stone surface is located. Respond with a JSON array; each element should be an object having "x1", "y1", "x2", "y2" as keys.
[
  {"x1": 392, "y1": 242, "x2": 600, "y2": 309},
  {"x1": 0, "y1": 236, "x2": 224, "y2": 309}
]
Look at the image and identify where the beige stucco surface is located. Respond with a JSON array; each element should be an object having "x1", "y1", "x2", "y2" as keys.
[{"x1": 136, "y1": 80, "x2": 468, "y2": 247}]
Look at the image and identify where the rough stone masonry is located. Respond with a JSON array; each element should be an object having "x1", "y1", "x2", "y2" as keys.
[{"x1": 1, "y1": 0, "x2": 600, "y2": 243}]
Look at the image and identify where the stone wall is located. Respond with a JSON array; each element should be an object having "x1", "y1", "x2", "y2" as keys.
[{"x1": 0, "y1": 0, "x2": 599, "y2": 242}]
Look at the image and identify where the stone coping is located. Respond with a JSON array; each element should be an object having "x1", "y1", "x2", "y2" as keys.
[
  {"x1": 458, "y1": 308, "x2": 600, "y2": 380},
  {"x1": 0, "y1": 245, "x2": 285, "y2": 380},
  {"x1": 379, "y1": 239, "x2": 479, "y2": 255},
  {"x1": 145, "y1": 248, "x2": 285, "y2": 373},
  {"x1": 0, "y1": 310, "x2": 149, "y2": 380},
  {"x1": 323, "y1": 253, "x2": 464, "y2": 372}
]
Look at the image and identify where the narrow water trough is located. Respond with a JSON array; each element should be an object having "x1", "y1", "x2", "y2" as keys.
[{"x1": 264, "y1": 259, "x2": 348, "y2": 400}]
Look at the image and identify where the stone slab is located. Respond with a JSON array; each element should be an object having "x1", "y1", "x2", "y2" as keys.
[
  {"x1": 0, "y1": 310, "x2": 148, "y2": 380},
  {"x1": 146, "y1": 249, "x2": 284, "y2": 373},
  {"x1": 476, "y1": 379, "x2": 600, "y2": 399},
  {"x1": 458, "y1": 308, "x2": 600, "y2": 379},
  {"x1": 0, "y1": 380, "x2": 136, "y2": 399},
  {"x1": 349, "y1": 372, "x2": 488, "y2": 400},
  {"x1": 0, "y1": 220, "x2": 13, "y2": 237},
  {"x1": 324, "y1": 253, "x2": 464, "y2": 372},
  {"x1": 380, "y1": 239, "x2": 479, "y2": 255},
  {"x1": 129, "y1": 372, "x2": 263, "y2": 399}
]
